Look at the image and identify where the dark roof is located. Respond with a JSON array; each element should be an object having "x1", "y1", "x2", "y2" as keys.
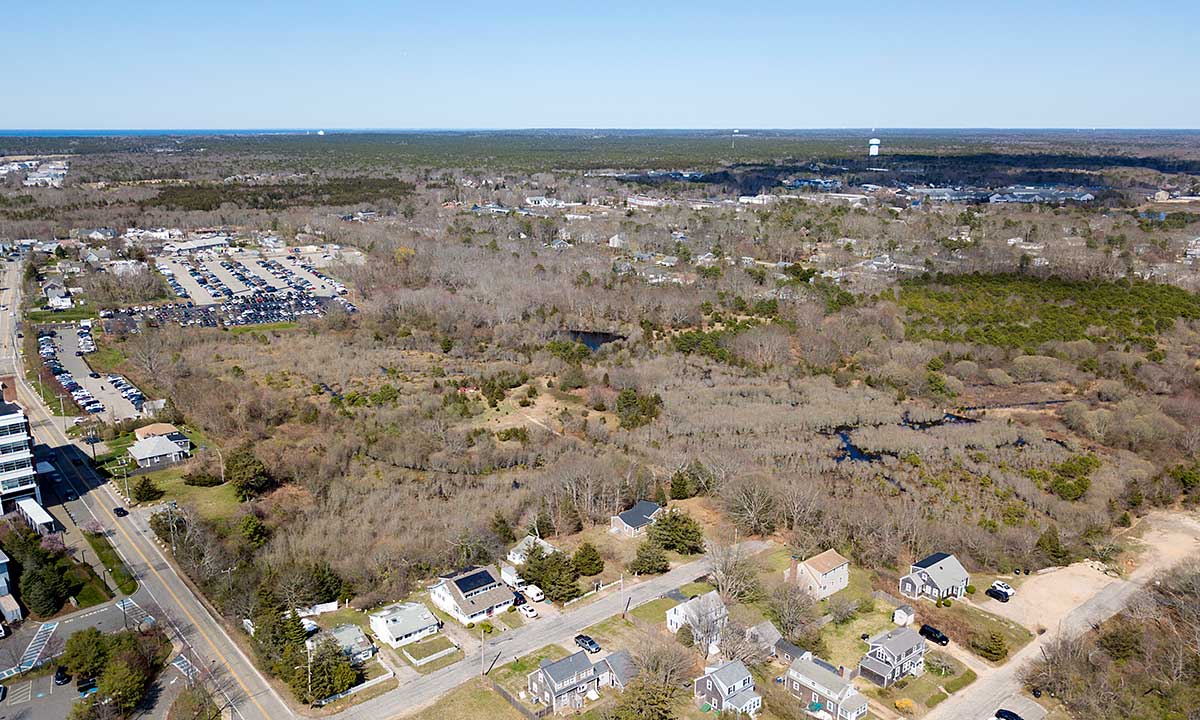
[
  {"x1": 774, "y1": 638, "x2": 805, "y2": 659},
  {"x1": 165, "y1": 432, "x2": 190, "y2": 443},
  {"x1": 913, "y1": 552, "x2": 952, "y2": 569},
  {"x1": 604, "y1": 649, "x2": 638, "y2": 687},
  {"x1": 617, "y1": 500, "x2": 661, "y2": 529},
  {"x1": 539, "y1": 651, "x2": 594, "y2": 685},
  {"x1": 453, "y1": 569, "x2": 495, "y2": 595}
]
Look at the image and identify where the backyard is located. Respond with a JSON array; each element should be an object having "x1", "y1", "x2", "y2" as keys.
[
  {"x1": 865, "y1": 650, "x2": 976, "y2": 715},
  {"x1": 916, "y1": 599, "x2": 1034, "y2": 661}
]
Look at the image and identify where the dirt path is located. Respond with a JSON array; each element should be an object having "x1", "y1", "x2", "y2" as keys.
[{"x1": 926, "y1": 509, "x2": 1200, "y2": 720}]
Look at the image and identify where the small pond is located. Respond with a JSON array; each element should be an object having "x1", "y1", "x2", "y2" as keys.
[{"x1": 565, "y1": 330, "x2": 625, "y2": 351}]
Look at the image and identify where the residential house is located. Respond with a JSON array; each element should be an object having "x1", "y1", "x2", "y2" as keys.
[
  {"x1": 507, "y1": 535, "x2": 558, "y2": 565},
  {"x1": 899, "y1": 552, "x2": 969, "y2": 601},
  {"x1": 693, "y1": 661, "x2": 762, "y2": 717},
  {"x1": 602, "y1": 649, "x2": 638, "y2": 690},
  {"x1": 527, "y1": 650, "x2": 617, "y2": 714},
  {"x1": 774, "y1": 638, "x2": 806, "y2": 665},
  {"x1": 429, "y1": 565, "x2": 514, "y2": 626},
  {"x1": 786, "y1": 549, "x2": 850, "y2": 600},
  {"x1": 609, "y1": 500, "x2": 663, "y2": 537},
  {"x1": 666, "y1": 590, "x2": 728, "y2": 648},
  {"x1": 857, "y1": 627, "x2": 927, "y2": 688},
  {"x1": 134, "y1": 423, "x2": 180, "y2": 441},
  {"x1": 369, "y1": 601, "x2": 439, "y2": 648},
  {"x1": 128, "y1": 435, "x2": 190, "y2": 468},
  {"x1": 307, "y1": 623, "x2": 375, "y2": 665},
  {"x1": 786, "y1": 651, "x2": 869, "y2": 720}
]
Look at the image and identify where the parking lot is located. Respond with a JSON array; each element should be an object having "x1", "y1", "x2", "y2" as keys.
[
  {"x1": 155, "y1": 252, "x2": 345, "y2": 307},
  {"x1": 56, "y1": 340, "x2": 142, "y2": 421}
]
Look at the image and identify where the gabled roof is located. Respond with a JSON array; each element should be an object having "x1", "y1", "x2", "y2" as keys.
[
  {"x1": 709, "y1": 660, "x2": 751, "y2": 690},
  {"x1": 437, "y1": 565, "x2": 511, "y2": 617},
  {"x1": 539, "y1": 650, "x2": 595, "y2": 685},
  {"x1": 910, "y1": 552, "x2": 968, "y2": 589},
  {"x1": 790, "y1": 653, "x2": 859, "y2": 703},
  {"x1": 370, "y1": 602, "x2": 437, "y2": 638},
  {"x1": 616, "y1": 500, "x2": 662, "y2": 530},
  {"x1": 128, "y1": 435, "x2": 184, "y2": 461},
  {"x1": 603, "y1": 649, "x2": 638, "y2": 687},
  {"x1": 804, "y1": 549, "x2": 849, "y2": 576},
  {"x1": 868, "y1": 627, "x2": 925, "y2": 658}
]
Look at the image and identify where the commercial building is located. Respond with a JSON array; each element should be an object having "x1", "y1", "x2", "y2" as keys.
[{"x1": 0, "y1": 386, "x2": 40, "y2": 512}]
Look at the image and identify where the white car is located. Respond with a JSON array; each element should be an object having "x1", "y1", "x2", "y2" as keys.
[
  {"x1": 518, "y1": 604, "x2": 538, "y2": 619},
  {"x1": 990, "y1": 580, "x2": 1015, "y2": 596}
]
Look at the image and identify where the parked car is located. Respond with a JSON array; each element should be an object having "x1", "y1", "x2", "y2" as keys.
[
  {"x1": 519, "y1": 604, "x2": 539, "y2": 619},
  {"x1": 54, "y1": 666, "x2": 71, "y2": 685},
  {"x1": 990, "y1": 580, "x2": 1015, "y2": 597},
  {"x1": 511, "y1": 592, "x2": 526, "y2": 607},
  {"x1": 574, "y1": 634, "x2": 601, "y2": 653},
  {"x1": 524, "y1": 584, "x2": 545, "y2": 602},
  {"x1": 919, "y1": 624, "x2": 950, "y2": 646},
  {"x1": 77, "y1": 677, "x2": 97, "y2": 697},
  {"x1": 985, "y1": 587, "x2": 1011, "y2": 603},
  {"x1": 995, "y1": 710, "x2": 1025, "y2": 720}
]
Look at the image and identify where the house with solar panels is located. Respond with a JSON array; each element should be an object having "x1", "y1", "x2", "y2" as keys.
[{"x1": 429, "y1": 565, "x2": 515, "y2": 625}]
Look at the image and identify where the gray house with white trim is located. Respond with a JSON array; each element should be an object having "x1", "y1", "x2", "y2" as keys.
[
  {"x1": 693, "y1": 661, "x2": 761, "y2": 717},
  {"x1": 899, "y1": 552, "x2": 969, "y2": 601},
  {"x1": 857, "y1": 627, "x2": 927, "y2": 688}
]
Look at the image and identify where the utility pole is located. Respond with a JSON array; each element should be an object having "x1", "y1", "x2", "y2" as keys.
[
  {"x1": 56, "y1": 393, "x2": 64, "y2": 431},
  {"x1": 122, "y1": 464, "x2": 129, "y2": 502}
]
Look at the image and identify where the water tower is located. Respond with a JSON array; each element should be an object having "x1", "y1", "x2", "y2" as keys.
[{"x1": 868, "y1": 138, "x2": 881, "y2": 157}]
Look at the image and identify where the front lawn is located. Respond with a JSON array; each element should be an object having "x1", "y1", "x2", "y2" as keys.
[
  {"x1": 405, "y1": 635, "x2": 456, "y2": 661},
  {"x1": 409, "y1": 679, "x2": 525, "y2": 720},
  {"x1": 491, "y1": 644, "x2": 569, "y2": 699},
  {"x1": 133, "y1": 468, "x2": 242, "y2": 526},
  {"x1": 679, "y1": 581, "x2": 714, "y2": 598},
  {"x1": 630, "y1": 597, "x2": 677, "y2": 624},
  {"x1": 581, "y1": 614, "x2": 644, "y2": 650}
]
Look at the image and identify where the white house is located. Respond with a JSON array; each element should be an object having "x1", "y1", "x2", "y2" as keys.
[
  {"x1": 429, "y1": 566, "x2": 514, "y2": 625},
  {"x1": 666, "y1": 590, "x2": 728, "y2": 650},
  {"x1": 693, "y1": 661, "x2": 761, "y2": 718},
  {"x1": 786, "y1": 549, "x2": 850, "y2": 600},
  {"x1": 128, "y1": 435, "x2": 190, "y2": 468},
  {"x1": 307, "y1": 623, "x2": 375, "y2": 664},
  {"x1": 369, "y1": 602, "x2": 439, "y2": 648},
  {"x1": 507, "y1": 535, "x2": 558, "y2": 565}
]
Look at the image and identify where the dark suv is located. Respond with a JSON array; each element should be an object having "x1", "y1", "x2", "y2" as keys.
[
  {"x1": 985, "y1": 587, "x2": 1011, "y2": 603},
  {"x1": 54, "y1": 666, "x2": 71, "y2": 685},
  {"x1": 919, "y1": 623, "x2": 950, "y2": 646}
]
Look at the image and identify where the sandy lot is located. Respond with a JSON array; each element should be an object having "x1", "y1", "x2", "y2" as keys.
[{"x1": 975, "y1": 510, "x2": 1200, "y2": 629}]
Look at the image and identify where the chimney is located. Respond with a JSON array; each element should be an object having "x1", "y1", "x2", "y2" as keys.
[
  {"x1": 0, "y1": 375, "x2": 16, "y2": 403},
  {"x1": 838, "y1": 665, "x2": 849, "y2": 679},
  {"x1": 788, "y1": 555, "x2": 799, "y2": 583}
]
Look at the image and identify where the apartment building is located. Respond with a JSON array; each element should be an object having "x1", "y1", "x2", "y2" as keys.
[{"x1": 0, "y1": 391, "x2": 40, "y2": 512}]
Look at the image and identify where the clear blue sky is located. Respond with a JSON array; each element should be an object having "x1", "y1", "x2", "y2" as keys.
[{"x1": 5, "y1": 0, "x2": 1196, "y2": 130}]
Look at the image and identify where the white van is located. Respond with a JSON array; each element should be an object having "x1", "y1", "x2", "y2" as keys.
[{"x1": 524, "y1": 585, "x2": 545, "y2": 602}]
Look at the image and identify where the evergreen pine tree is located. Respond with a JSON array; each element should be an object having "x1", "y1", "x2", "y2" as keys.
[
  {"x1": 628, "y1": 540, "x2": 669, "y2": 575},
  {"x1": 573, "y1": 542, "x2": 605, "y2": 577},
  {"x1": 676, "y1": 624, "x2": 694, "y2": 647},
  {"x1": 490, "y1": 511, "x2": 516, "y2": 544},
  {"x1": 669, "y1": 470, "x2": 692, "y2": 500}
]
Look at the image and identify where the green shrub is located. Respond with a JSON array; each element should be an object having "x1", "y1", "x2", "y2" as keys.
[
  {"x1": 183, "y1": 471, "x2": 223, "y2": 487},
  {"x1": 965, "y1": 585, "x2": 976, "y2": 595},
  {"x1": 944, "y1": 669, "x2": 977, "y2": 693}
]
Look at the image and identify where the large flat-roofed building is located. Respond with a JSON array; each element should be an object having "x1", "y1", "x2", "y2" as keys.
[{"x1": 0, "y1": 392, "x2": 40, "y2": 512}]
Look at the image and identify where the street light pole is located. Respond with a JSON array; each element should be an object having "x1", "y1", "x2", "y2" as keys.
[{"x1": 56, "y1": 393, "x2": 64, "y2": 432}]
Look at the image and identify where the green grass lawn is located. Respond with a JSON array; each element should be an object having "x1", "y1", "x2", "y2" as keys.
[
  {"x1": 497, "y1": 609, "x2": 524, "y2": 629},
  {"x1": 756, "y1": 546, "x2": 795, "y2": 573},
  {"x1": 679, "y1": 581, "x2": 714, "y2": 598},
  {"x1": 316, "y1": 607, "x2": 370, "y2": 632},
  {"x1": 83, "y1": 531, "x2": 137, "y2": 595},
  {"x1": 629, "y1": 597, "x2": 677, "y2": 624},
  {"x1": 581, "y1": 614, "x2": 644, "y2": 650},
  {"x1": 27, "y1": 307, "x2": 97, "y2": 323},
  {"x1": 65, "y1": 561, "x2": 112, "y2": 610},
  {"x1": 87, "y1": 342, "x2": 128, "y2": 374},
  {"x1": 405, "y1": 635, "x2": 457, "y2": 661},
  {"x1": 491, "y1": 644, "x2": 569, "y2": 697},
  {"x1": 133, "y1": 468, "x2": 242, "y2": 525},
  {"x1": 409, "y1": 679, "x2": 525, "y2": 720},
  {"x1": 819, "y1": 608, "x2": 895, "y2": 669}
]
